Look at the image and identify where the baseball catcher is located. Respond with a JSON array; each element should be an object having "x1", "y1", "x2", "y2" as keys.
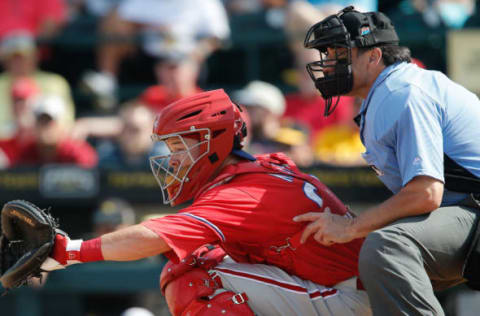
[{"x1": 1, "y1": 90, "x2": 370, "y2": 315}]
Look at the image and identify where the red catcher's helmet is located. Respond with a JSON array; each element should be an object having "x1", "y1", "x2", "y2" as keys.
[{"x1": 150, "y1": 89, "x2": 248, "y2": 206}]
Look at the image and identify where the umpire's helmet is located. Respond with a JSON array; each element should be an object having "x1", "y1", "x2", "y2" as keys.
[{"x1": 304, "y1": 6, "x2": 399, "y2": 116}]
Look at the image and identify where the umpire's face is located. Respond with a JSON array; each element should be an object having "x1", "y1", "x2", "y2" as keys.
[
  {"x1": 322, "y1": 46, "x2": 383, "y2": 99},
  {"x1": 349, "y1": 46, "x2": 385, "y2": 99}
]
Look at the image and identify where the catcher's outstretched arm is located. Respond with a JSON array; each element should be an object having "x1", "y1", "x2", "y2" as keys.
[
  {"x1": 0, "y1": 200, "x2": 172, "y2": 290},
  {"x1": 101, "y1": 224, "x2": 171, "y2": 261},
  {"x1": 41, "y1": 224, "x2": 172, "y2": 272}
]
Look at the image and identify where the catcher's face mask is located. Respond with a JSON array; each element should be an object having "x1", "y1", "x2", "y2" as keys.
[
  {"x1": 149, "y1": 130, "x2": 210, "y2": 206},
  {"x1": 304, "y1": 6, "x2": 399, "y2": 116}
]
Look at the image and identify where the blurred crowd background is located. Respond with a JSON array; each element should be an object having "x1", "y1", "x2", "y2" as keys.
[
  {"x1": 2, "y1": 0, "x2": 480, "y2": 172},
  {"x1": 1, "y1": 0, "x2": 480, "y2": 315}
]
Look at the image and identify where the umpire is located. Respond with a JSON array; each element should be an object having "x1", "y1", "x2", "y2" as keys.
[{"x1": 296, "y1": 5, "x2": 480, "y2": 316}]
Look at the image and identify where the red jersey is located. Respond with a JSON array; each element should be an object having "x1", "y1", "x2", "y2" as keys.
[
  {"x1": 283, "y1": 93, "x2": 354, "y2": 137},
  {"x1": 0, "y1": 137, "x2": 98, "y2": 168},
  {"x1": 0, "y1": 0, "x2": 66, "y2": 38},
  {"x1": 143, "y1": 153, "x2": 364, "y2": 286},
  {"x1": 139, "y1": 85, "x2": 203, "y2": 113}
]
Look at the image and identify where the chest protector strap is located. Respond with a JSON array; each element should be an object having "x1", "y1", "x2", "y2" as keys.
[
  {"x1": 444, "y1": 154, "x2": 480, "y2": 194},
  {"x1": 461, "y1": 195, "x2": 480, "y2": 290},
  {"x1": 196, "y1": 153, "x2": 349, "y2": 217},
  {"x1": 444, "y1": 155, "x2": 480, "y2": 289}
]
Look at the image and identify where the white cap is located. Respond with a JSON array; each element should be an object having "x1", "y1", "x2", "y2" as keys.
[
  {"x1": 0, "y1": 31, "x2": 36, "y2": 59},
  {"x1": 233, "y1": 81, "x2": 286, "y2": 116},
  {"x1": 32, "y1": 95, "x2": 66, "y2": 121},
  {"x1": 120, "y1": 307, "x2": 155, "y2": 316}
]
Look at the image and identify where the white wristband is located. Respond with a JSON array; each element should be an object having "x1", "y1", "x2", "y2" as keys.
[{"x1": 66, "y1": 239, "x2": 83, "y2": 265}]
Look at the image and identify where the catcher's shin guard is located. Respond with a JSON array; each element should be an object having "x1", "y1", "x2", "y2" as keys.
[
  {"x1": 160, "y1": 245, "x2": 253, "y2": 315},
  {"x1": 163, "y1": 268, "x2": 254, "y2": 316},
  {"x1": 160, "y1": 245, "x2": 226, "y2": 294},
  {"x1": 163, "y1": 268, "x2": 221, "y2": 315}
]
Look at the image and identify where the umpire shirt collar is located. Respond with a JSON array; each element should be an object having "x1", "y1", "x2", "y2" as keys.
[{"x1": 355, "y1": 62, "x2": 405, "y2": 143}]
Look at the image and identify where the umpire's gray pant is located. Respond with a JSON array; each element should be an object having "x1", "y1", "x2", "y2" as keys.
[{"x1": 358, "y1": 198, "x2": 480, "y2": 316}]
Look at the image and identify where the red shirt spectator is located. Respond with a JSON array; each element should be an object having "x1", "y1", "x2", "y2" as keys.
[
  {"x1": 139, "y1": 85, "x2": 203, "y2": 113},
  {"x1": 0, "y1": 0, "x2": 66, "y2": 39},
  {"x1": 0, "y1": 136, "x2": 98, "y2": 168},
  {"x1": 283, "y1": 94, "x2": 354, "y2": 138},
  {"x1": 0, "y1": 94, "x2": 97, "y2": 168},
  {"x1": 139, "y1": 55, "x2": 204, "y2": 112}
]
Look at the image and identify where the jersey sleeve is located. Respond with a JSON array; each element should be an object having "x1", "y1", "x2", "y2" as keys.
[
  {"x1": 141, "y1": 214, "x2": 219, "y2": 262},
  {"x1": 391, "y1": 88, "x2": 445, "y2": 186}
]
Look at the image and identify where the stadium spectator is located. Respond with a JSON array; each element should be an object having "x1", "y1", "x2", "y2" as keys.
[
  {"x1": 96, "y1": 102, "x2": 165, "y2": 168},
  {"x1": 312, "y1": 98, "x2": 366, "y2": 166},
  {"x1": 139, "y1": 52, "x2": 203, "y2": 113},
  {"x1": 3, "y1": 77, "x2": 40, "y2": 142},
  {"x1": 72, "y1": 51, "x2": 201, "y2": 153},
  {"x1": 91, "y1": 198, "x2": 136, "y2": 237},
  {"x1": 0, "y1": 95, "x2": 97, "y2": 168},
  {"x1": 234, "y1": 80, "x2": 314, "y2": 167},
  {"x1": 0, "y1": 32, "x2": 75, "y2": 139},
  {"x1": 0, "y1": 0, "x2": 67, "y2": 39},
  {"x1": 271, "y1": 124, "x2": 315, "y2": 168},
  {"x1": 233, "y1": 80, "x2": 286, "y2": 153},
  {"x1": 81, "y1": 0, "x2": 230, "y2": 110}
]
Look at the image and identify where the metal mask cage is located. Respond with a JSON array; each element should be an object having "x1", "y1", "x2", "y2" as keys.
[
  {"x1": 304, "y1": 13, "x2": 354, "y2": 116},
  {"x1": 305, "y1": 44, "x2": 351, "y2": 82},
  {"x1": 149, "y1": 128, "x2": 211, "y2": 205},
  {"x1": 305, "y1": 44, "x2": 353, "y2": 116}
]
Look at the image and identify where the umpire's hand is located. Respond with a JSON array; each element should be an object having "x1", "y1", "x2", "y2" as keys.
[{"x1": 293, "y1": 208, "x2": 357, "y2": 245}]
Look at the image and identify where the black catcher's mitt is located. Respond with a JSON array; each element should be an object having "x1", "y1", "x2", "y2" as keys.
[{"x1": 0, "y1": 200, "x2": 58, "y2": 290}]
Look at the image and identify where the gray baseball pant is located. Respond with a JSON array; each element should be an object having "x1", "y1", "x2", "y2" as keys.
[{"x1": 358, "y1": 199, "x2": 480, "y2": 316}]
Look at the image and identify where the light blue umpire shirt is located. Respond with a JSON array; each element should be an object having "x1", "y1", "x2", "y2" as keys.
[{"x1": 357, "y1": 62, "x2": 480, "y2": 206}]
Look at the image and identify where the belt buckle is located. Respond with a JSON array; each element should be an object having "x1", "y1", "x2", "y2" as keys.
[{"x1": 232, "y1": 293, "x2": 246, "y2": 304}]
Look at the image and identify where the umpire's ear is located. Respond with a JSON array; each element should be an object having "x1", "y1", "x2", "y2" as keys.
[{"x1": 367, "y1": 47, "x2": 382, "y2": 66}]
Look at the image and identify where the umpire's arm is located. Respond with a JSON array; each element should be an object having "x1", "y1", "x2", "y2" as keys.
[
  {"x1": 347, "y1": 175, "x2": 443, "y2": 238},
  {"x1": 294, "y1": 175, "x2": 443, "y2": 245}
]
